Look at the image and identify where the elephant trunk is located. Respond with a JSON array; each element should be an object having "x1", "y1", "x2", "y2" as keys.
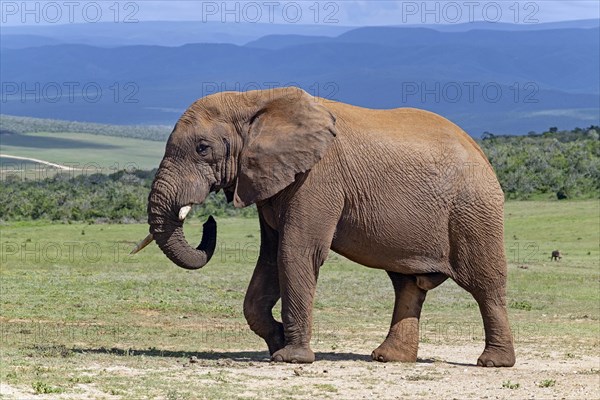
[{"x1": 147, "y1": 174, "x2": 217, "y2": 270}]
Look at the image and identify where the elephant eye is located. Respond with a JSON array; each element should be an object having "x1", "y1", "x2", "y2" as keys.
[{"x1": 196, "y1": 143, "x2": 210, "y2": 155}]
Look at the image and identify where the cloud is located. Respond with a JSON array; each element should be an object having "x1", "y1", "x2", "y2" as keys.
[
  {"x1": 2, "y1": 1, "x2": 598, "y2": 26},
  {"x1": 141, "y1": 1, "x2": 600, "y2": 26},
  {"x1": 336, "y1": 1, "x2": 600, "y2": 26}
]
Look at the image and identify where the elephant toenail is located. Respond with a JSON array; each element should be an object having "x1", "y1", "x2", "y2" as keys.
[
  {"x1": 291, "y1": 359, "x2": 298, "y2": 363},
  {"x1": 272, "y1": 354, "x2": 284, "y2": 362},
  {"x1": 378, "y1": 356, "x2": 385, "y2": 362},
  {"x1": 486, "y1": 360, "x2": 494, "y2": 367}
]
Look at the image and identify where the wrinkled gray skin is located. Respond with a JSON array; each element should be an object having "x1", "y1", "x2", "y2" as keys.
[{"x1": 147, "y1": 87, "x2": 515, "y2": 367}]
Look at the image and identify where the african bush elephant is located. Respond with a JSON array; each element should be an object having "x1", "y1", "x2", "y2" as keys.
[{"x1": 133, "y1": 87, "x2": 515, "y2": 367}]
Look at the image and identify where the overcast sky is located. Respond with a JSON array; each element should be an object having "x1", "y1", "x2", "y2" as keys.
[{"x1": 2, "y1": 1, "x2": 599, "y2": 26}]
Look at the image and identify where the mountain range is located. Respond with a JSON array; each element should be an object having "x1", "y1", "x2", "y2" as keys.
[{"x1": 1, "y1": 19, "x2": 598, "y2": 136}]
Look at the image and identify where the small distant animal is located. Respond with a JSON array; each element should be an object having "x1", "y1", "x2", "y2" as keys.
[{"x1": 550, "y1": 250, "x2": 562, "y2": 261}]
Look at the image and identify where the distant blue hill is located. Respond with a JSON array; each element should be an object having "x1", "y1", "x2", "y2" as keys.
[
  {"x1": 3, "y1": 19, "x2": 598, "y2": 48},
  {"x1": 0, "y1": 34, "x2": 63, "y2": 49},
  {"x1": 1, "y1": 21, "x2": 598, "y2": 136},
  {"x1": 394, "y1": 19, "x2": 600, "y2": 31},
  {"x1": 1, "y1": 21, "x2": 352, "y2": 48}
]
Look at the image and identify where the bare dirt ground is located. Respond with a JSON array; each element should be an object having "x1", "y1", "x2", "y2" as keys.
[{"x1": 1, "y1": 342, "x2": 598, "y2": 400}]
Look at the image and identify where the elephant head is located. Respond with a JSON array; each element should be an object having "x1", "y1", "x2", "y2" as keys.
[{"x1": 132, "y1": 87, "x2": 337, "y2": 270}]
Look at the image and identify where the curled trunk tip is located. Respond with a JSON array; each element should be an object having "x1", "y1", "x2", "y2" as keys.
[{"x1": 152, "y1": 216, "x2": 217, "y2": 270}]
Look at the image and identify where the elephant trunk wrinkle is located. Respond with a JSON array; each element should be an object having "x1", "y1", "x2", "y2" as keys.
[{"x1": 148, "y1": 172, "x2": 217, "y2": 270}]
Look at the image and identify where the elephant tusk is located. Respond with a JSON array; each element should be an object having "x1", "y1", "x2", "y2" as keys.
[
  {"x1": 179, "y1": 205, "x2": 192, "y2": 221},
  {"x1": 130, "y1": 233, "x2": 154, "y2": 255}
]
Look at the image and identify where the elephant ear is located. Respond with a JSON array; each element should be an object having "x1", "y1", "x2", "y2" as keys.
[{"x1": 233, "y1": 89, "x2": 337, "y2": 207}]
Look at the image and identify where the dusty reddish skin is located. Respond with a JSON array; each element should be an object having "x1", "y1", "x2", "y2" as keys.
[{"x1": 146, "y1": 87, "x2": 515, "y2": 367}]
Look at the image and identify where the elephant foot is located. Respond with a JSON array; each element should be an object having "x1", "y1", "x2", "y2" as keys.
[
  {"x1": 477, "y1": 345, "x2": 515, "y2": 367},
  {"x1": 265, "y1": 324, "x2": 286, "y2": 355},
  {"x1": 371, "y1": 341, "x2": 418, "y2": 363},
  {"x1": 271, "y1": 345, "x2": 315, "y2": 364}
]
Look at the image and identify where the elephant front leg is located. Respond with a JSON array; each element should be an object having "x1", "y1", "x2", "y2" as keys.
[
  {"x1": 243, "y1": 257, "x2": 284, "y2": 355},
  {"x1": 372, "y1": 273, "x2": 427, "y2": 363},
  {"x1": 270, "y1": 240, "x2": 330, "y2": 364},
  {"x1": 243, "y1": 214, "x2": 285, "y2": 355}
]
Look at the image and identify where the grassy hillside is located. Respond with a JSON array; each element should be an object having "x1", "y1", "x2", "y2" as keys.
[
  {"x1": 1, "y1": 114, "x2": 170, "y2": 141},
  {"x1": 0, "y1": 201, "x2": 597, "y2": 398},
  {"x1": 1, "y1": 131, "x2": 165, "y2": 170}
]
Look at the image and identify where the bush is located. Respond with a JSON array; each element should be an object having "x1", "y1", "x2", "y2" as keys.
[
  {"x1": 1, "y1": 126, "x2": 598, "y2": 222},
  {"x1": 480, "y1": 126, "x2": 599, "y2": 200},
  {"x1": 0, "y1": 169, "x2": 257, "y2": 222}
]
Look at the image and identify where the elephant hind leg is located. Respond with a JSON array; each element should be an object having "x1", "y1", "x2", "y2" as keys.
[
  {"x1": 371, "y1": 272, "x2": 428, "y2": 363},
  {"x1": 454, "y1": 270, "x2": 515, "y2": 367},
  {"x1": 472, "y1": 291, "x2": 516, "y2": 367},
  {"x1": 449, "y1": 211, "x2": 515, "y2": 367}
]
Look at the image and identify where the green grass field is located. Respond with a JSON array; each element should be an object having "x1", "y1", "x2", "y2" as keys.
[
  {"x1": 0, "y1": 201, "x2": 598, "y2": 399},
  {"x1": 1, "y1": 132, "x2": 164, "y2": 171}
]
